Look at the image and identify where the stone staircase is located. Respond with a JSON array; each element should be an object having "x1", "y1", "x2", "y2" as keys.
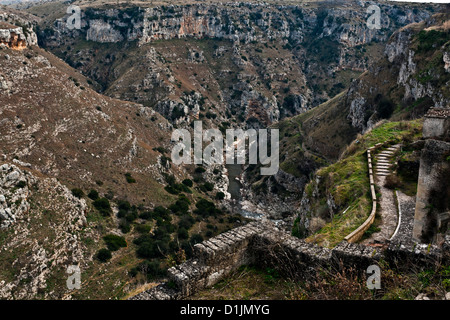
[
  {"x1": 374, "y1": 145, "x2": 401, "y2": 177},
  {"x1": 362, "y1": 144, "x2": 402, "y2": 245}
]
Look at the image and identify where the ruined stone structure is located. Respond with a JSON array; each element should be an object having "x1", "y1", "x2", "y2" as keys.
[
  {"x1": 422, "y1": 108, "x2": 450, "y2": 140},
  {"x1": 413, "y1": 108, "x2": 450, "y2": 243},
  {"x1": 131, "y1": 219, "x2": 447, "y2": 300}
]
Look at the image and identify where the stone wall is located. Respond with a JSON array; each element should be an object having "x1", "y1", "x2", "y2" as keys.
[
  {"x1": 344, "y1": 146, "x2": 378, "y2": 243},
  {"x1": 413, "y1": 139, "x2": 450, "y2": 243},
  {"x1": 131, "y1": 221, "x2": 265, "y2": 300},
  {"x1": 131, "y1": 218, "x2": 446, "y2": 300},
  {"x1": 422, "y1": 108, "x2": 450, "y2": 140},
  {"x1": 423, "y1": 117, "x2": 450, "y2": 140}
]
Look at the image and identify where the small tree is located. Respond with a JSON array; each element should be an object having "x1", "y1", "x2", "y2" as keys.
[
  {"x1": 71, "y1": 188, "x2": 84, "y2": 198},
  {"x1": 88, "y1": 189, "x2": 99, "y2": 200},
  {"x1": 93, "y1": 198, "x2": 112, "y2": 216},
  {"x1": 96, "y1": 248, "x2": 112, "y2": 262}
]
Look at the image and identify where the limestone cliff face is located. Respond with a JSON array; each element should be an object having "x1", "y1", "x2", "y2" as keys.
[
  {"x1": 50, "y1": 3, "x2": 432, "y2": 51},
  {"x1": 346, "y1": 13, "x2": 450, "y2": 134},
  {"x1": 0, "y1": 25, "x2": 27, "y2": 49},
  {"x1": 39, "y1": 2, "x2": 440, "y2": 130},
  {"x1": 0, "y1": 12, "x2": 38, "y2": 49},
  {"x1": 0, "y1": 163, "x2": 93, "y2": 299}
]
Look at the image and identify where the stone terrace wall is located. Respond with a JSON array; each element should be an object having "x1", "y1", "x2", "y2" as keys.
[
  {"x1": 344, "y1": 146, "x2": 379, "y2": 243},
  {"x1": 131, "y1": 219, "x2": 448, "y2": 299},
  {"x1": 131, "y1": 221, "x2": 396, "y2": 300},
  {"x1": 131, "y1": 221, "x2": 264, "y2": 300}
]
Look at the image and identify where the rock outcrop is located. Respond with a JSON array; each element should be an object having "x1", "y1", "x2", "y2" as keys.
[
  {"x1": 0, "y1": 22, "x2": 27, "y2": 49},
  {"x1": 0, "y1": 12, "x2": 38, "y2": 49},
  {"x1": 0, "y1": 163, "x2": 92, "y2": 299}
]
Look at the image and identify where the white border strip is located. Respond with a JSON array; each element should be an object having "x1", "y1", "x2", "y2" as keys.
[{"x1": 390, "y1": 190, "x2": 402, "y2": 241}]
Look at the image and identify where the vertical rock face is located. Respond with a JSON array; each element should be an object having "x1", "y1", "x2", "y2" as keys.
[
  {"x1": 86, "y1": 19, "x2": 124, "y2": 43},
  {"x1": 0, "y1": 23, "x2": 28, "y2": 49},
  {"x1": 444, "y1": 51, "x2": 450, "y2": 73},
  {"x1": 0, "y1": 164, "x2": 32, "y2": 228},
  {"x1": 38, "y1": 3, "x2": 444, "y2": 129},
  {"x1": 0, "y1": 164, "x2": 93, "y2": 299},
  {"x1": 413, "y1": 138, "x2": 450, "y2": 244},
  {"x1": 344, "y1": 13, "x2": 450, "y2": 135},
  {"x1": 0, "y1": 13, "x2": 38, "y2": 48},
  {"x1": 49, "y1": 3, "x2": 434, "y2": 47}
]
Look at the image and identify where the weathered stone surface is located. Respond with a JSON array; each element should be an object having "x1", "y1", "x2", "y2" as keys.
[
  {"x1": 0, "y1": 13, "x2": 38, "y2": 49},
  {"x1": 413, "y1": 139, "x2": 450, "y2": 243},
  {"x1": 132, "y1": 215, "x2": 445, "y2": 300}
]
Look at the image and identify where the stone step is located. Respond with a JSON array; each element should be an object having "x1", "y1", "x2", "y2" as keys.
[
  {"x1": 376, "y1": 162, "x2": 392, "y2": 166},
  {"x1": 376, "y1": 172, "x2": 390, "y2": 177},
  {"x1": 378, "y1": 152, "x2": 394, "y2": 157}
]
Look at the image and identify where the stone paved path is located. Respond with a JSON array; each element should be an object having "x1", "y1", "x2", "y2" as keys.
[
  {"x1": 390, "y1": 190, "x2": 416, "y2": 245},
  {"x1": 362, "y1": 144, "x2": 401, "y2": 244}
]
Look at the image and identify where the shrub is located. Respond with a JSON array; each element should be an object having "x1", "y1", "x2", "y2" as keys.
[
  {"x1": 384, "y1": 174, "x2": 402, "y2": 190},
  {"x1": 136, "y1": 239, "x2": 169, "y2": 259},
  {"x1": 177, "y1": 227, "x2": 189, "y2": 240},
  {"x1": 178, "y1": 215, "x2": 195, "y2": 230},
  {"x1": 194, "y1": 199, "x2": 221, "y2": 217},
  {"x1": 215, "y1": 192, "x2": 225, "y2": 200},
  {"x1": 119, "y1": 220, "x2": 131, "y2": 233},
  {"x1": 195, "y1": 166, "x2": 206, "y2": 174},
  {"x1": 131, "y1": 259, "x2": 167, "y2": 280},
  {"x1": 165, "y1": 183, "x2": 191, "y2": 195},
  {"x1": 190, "y1": 234, "x2": 204, "y2": 245},
  {"x1": 125, "y1": 172, "x2": 136, "y2": 183},
  {"x1": 165, "y1": 185, "x2": 180, "y2": 195},
  {"x1": 133, "y1": 234, "x2": 153, "y2": 246},
  {"x1": 203, "y1": 182, "x2": 214, "y2": 192},
  {"x1": 417, "y1": 30, "x2": 448, "y2": 53},
  {"x1": 160, "y1": 155, "x2": 171, "y2": 167},
  {"x1": 136, "y1": 242, "x2": 157, "y2": 259},
  {"x1": 16, "y1": 181, "x2": 27, "y2": 188},
  {"x1": 377, "y1": 97, "x2": 395, "y2": 119},
  {"x1": 117, "y1": 209, "x2": 127, "y2": 218},
  {"x1": 169, "y1": 196, "x2": 191, "y2": 215},
  {"x1": 118, "y1": 200, "x2": 131, "y2": 211},
  {"x1": 71, "y1": 188, "x2": 84, "y2": 198},
  {"x1": 139, "y1": 211, "x2": 154, "y2": 220},
  {"x1": 96, "y1": 248, "x2": 112, "y2": 262},
  {"x1": 135, "y1": 224, "x2": 151, "y2": 234},
  {"x1": 182, "y1": 179, "x2": 193, "y2": 187},
  {"x1": 125, "y1": 210, "x2": 139, "y2": 222},
  {"x1": 103, "y1": 234, "x2": 127, "y2": 251},
  {"x1": 93, "y1": 198, "x2": 112, "y2": 216},
  {"x1": 87, "y1": 189, "x2": 99, "y2": 200},
  {"x1": 153, "y1": 206, "x2": 171, "y2": 220}
]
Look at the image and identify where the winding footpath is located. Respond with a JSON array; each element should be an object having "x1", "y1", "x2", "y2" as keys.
[{"x1": 362, "y1": 144, "x2": 401, "y2": 245}]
